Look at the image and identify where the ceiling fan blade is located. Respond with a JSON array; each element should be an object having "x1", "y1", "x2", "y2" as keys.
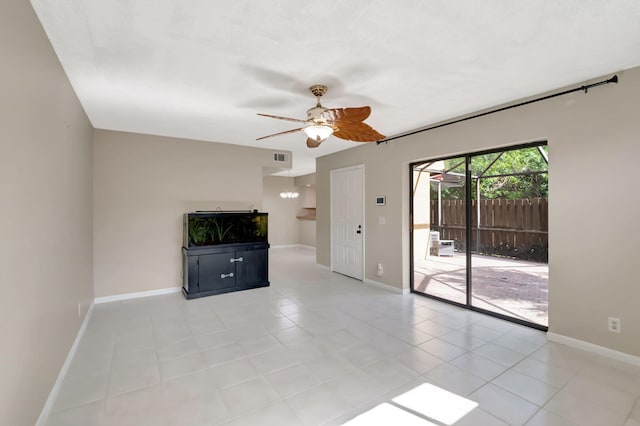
[
  {"x1": 306, "y1": 138, "x2": 323, "y2": 148},
  {"x1": 333, "y1": 121, "x2": 385, "y2": 142},
  {"x1": 257, "y1": 113, "x2": 307, "y2": 123},
  {"x1": 323, "y1": 106, "x2": 371, "y2": 123},
  {"x1": 256, "y1": 127, "x2": 304, "y2": 141}
]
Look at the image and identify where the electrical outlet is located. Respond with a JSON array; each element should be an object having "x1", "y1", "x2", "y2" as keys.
[
  {"x1": 77, "y1": 303, "x2": 82, "y2": 318},
  {"x1": 608, "y1": 316, "x2": 621, "y2": 333}
]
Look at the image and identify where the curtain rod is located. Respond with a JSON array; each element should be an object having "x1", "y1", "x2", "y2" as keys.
[{"x1": 376, "y1": 74, "x2": 618, "y2": 145}]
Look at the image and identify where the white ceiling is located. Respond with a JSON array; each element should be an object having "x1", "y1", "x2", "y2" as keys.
[{"x1": 31, "y1": 0, "x2": 640, "y2": 176}]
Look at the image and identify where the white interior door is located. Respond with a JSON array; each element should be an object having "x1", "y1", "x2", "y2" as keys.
[{"x1": 331, "y1": 165, "x2": 364, "y2": 280}]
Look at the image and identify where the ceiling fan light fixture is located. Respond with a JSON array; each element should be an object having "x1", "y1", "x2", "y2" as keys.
[
  {"x1": 256, "y1": 84, "x2": 384, "y2": 147},
  {"x1": 303, "y1": 124, "x2": 333, "y2": 141}
]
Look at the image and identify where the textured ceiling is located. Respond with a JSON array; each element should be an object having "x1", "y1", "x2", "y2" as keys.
[{"x1": 31, "y1": 0, "x2": 640, "y2": 176}]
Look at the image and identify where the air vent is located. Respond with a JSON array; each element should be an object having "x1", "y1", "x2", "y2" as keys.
[{"x1": 273, "y1": 152, "x2": 288, "y2": 163}]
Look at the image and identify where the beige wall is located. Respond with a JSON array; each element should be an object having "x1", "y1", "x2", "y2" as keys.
[
  {"x1": 261, "y1": 174, "x2": 317, "y2": 247},
  {"x1": 262, "y1": 175, "x2": 318, "y2": 247},
  {"x1": 262, "y1": 176, "x2": 300, "y2": 246},
  {"x1": 294, "y1": 172, "x2": 317, "y2": 188},
  {"x1": 0, "y1": 1, "x2": 94, "y2": 425},
  {"x1": 295, "y1": 173, "x2": 317, "y2": 247},
  {"x1": 93, "y1": 130, "x2": 287, "y2": 298},
  {"x1": 317, "y1": 67, "x2": 640, "y2": 357},
  {"x1": 298, "y1": 220, "x2": 317, "y2": 247}
]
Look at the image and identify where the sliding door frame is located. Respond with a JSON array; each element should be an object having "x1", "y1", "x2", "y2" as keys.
[{"x1": 409, "y1": 141, "x2": 548, "y2": 331}]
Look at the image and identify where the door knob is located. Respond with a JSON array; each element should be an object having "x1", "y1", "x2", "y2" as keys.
[{"x1": 356, "y1": 225, "x2": 362, "y2": 234}]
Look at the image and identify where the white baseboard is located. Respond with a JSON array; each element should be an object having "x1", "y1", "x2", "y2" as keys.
[
  {"x1": 315, "y1": 268, "x2": 408, "y2": 295},
  {"x1": 547, "y1": 332, "x2": 640, "y2": 367},
  {"x1": 270, "y1": 244, "x2": 316, "y2": 250},
  {"x1": 94, "y1": 286, "x2": 181, "y2": 304},
  {"x1": 364, "y1": 278, "x2": 410, "y2": 295},
  {"x1": 36, "y1": 302, "x2": 95, "y2": 426}
]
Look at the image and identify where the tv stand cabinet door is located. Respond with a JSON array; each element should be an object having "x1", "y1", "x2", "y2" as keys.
[
  {"x1": 198, "y1": 250, "x2": 236, "y2": 292},
  {"x1": 235, "y1": 247, "x2": 268, "y2": 287}
]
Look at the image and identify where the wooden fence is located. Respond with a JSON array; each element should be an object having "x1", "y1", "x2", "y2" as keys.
[{"x1": 430, "y1": 198, "x2": 548, "y2": 261}]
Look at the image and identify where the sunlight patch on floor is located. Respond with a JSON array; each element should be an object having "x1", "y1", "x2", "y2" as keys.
[
  {"x1": 343, "y1": 382, "x2": 479, "y2": 425},
  {"x1": 343, "y1": 403, "x2": 437, "y2": 425}
]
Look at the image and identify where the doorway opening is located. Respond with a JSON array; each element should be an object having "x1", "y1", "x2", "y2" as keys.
[{"x1": 411, "y1": 142, "x2": 548, "y2": 329}]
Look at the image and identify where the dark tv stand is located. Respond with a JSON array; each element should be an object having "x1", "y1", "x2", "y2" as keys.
[
  {"x1": 182, "y1": 242, "x2": 269, "y2": 299},
  {"x1": 181, "y1": 211, "x2": 269, "y2": 299}
]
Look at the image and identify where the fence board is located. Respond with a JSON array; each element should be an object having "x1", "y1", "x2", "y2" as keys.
[{"x1": 429, "y1": 198, "x2": 548, "y2": 261}]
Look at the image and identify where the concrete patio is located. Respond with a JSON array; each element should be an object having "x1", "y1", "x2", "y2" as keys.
[{"x1": 414, "y1": 253, "x2": 548, "y2": 327}]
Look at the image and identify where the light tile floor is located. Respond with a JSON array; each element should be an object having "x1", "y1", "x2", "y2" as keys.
[{"x1": 45, "y1": 247, "x2": 640, "y2": 425}]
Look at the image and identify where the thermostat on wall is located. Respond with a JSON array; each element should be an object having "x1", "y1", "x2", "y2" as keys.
[{"x1": 375, "y1": 196, "x2": 386, "y2": 206}]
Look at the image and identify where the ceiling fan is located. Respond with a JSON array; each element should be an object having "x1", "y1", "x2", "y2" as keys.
[{"x1": 256, "y1": 84, "x2": 385, "y2": 148}]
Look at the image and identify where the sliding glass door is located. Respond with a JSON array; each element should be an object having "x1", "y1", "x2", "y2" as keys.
[
  {"x1": 412, "y1": 157, "x2": 468, "y2": 305},
  {"x1": 411, "y1": 143, "x2": 549, "y2": 329}
]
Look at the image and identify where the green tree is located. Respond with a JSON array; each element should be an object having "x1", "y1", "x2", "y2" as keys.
[{"x1": 430, "y1": 146, "x2": 548, "y2": 200}]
